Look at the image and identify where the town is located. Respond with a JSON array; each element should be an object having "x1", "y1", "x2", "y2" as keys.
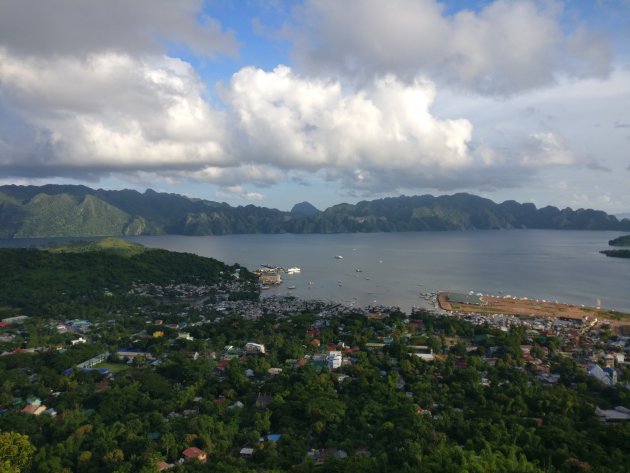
[{"x1": 1, "y1": 247, "x2": 629, "y2": 472}]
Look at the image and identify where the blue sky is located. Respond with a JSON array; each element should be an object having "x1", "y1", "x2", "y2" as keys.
[{"x1": 0, "y1": 0, "x2": 629, "y2": 214}]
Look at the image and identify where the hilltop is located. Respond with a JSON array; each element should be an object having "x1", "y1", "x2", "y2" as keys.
[{"x1": 1, "y1": 184, "x2": 629, "y2": 238}]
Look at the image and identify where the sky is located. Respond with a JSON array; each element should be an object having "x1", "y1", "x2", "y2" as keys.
[{"x1": 0, "y1": 0, "x2": 629, "y2": 214}]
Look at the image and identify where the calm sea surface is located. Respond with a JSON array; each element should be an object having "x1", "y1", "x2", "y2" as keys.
[{"x1": 3, "y1": 230, "x2": 629, "y2": 313}]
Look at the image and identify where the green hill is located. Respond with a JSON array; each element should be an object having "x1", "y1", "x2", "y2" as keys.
[
  {"x1": 0, "y1": 241, "x2": 256, "y2": 315},
  {"x1": 46, "y1": 237, "x2": 147, "y2": 256},
  {"x1": 1, "y1": 184, "x2": 629, "y2": 237},
  {"x1": 609, "y1": 234, "x2": 630, "y2": 247}
]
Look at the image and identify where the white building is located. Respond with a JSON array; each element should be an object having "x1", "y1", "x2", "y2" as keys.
[
  {"x1": 244, "y1": 342, "x2": 266, "y2": 354},
  {"x1": 327, "y1": 351, "x2": 343, "y2": 370}
]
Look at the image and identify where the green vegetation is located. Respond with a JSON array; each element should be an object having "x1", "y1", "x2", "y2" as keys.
[
  {"x1": 600, "y1": 249, "x2": 630, "y2": 259},
  {"x1": 0, "y1": 432, "x2": 35, "y2": 472},
  {"x1": 0, "y1": 246, "x2": 629, "y2": 472},
  {"x1": 1, "y1": 185, "x2": 629, "y2": 237},
  {"x1": 608, "y1": 235, "x2": 630, "y2": 247},
  {"x1": 600, "y1": 234, "x2": 630, "y2": 258},
  {"x1": 45, "y1": 237, "x2": 146, "y2": 256},
  {"x1": 0, "y1": 240, "x2": 257, "y2": 316}
]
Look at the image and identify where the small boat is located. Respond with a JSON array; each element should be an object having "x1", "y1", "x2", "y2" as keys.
[
  {"x1": 286, "y1": 267, "x2": 301, "y2": 274},
  {"x1": 334, "y1": 255, "x2": 343, "y2": 259},
  {"x1": 355, "y1": 268, "x2": 362, "y2": 272},
  {"x1": 287, "y1": 285, "x2": 296, "y2": 290}
]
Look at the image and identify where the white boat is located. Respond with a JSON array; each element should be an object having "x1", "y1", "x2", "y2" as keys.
[
  {"x1": 287, "y1": 285, "x2": 296, "y2": 290},
  {"x1": 286, "y1": 267, "x2": 301, "y2": 274},
  {"x1": 334, "y1": 255, "x2": 343, "y2": 259}
]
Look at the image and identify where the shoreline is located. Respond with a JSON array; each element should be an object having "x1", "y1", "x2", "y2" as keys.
[{"x1": 438, "y1": 291, "x2": 630, "y2": 327}]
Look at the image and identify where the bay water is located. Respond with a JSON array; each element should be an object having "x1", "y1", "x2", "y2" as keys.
[
  {"x1": 128, "y1": 230, "x2": 629, "y2": 313},
  {"x1": 3, "y1": 230, "x2": 629, "y2": 314}
]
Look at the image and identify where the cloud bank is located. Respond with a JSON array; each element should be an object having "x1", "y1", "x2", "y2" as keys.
[
  {"x1": 288, "y1": 0, "x2": 612, "y2": 94},
  {"x1": 0, "y1": 0, "x2": 627, "y2": 211}
]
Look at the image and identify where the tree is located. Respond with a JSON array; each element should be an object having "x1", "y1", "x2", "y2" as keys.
[{"x1": 0, "y1": 432, "x2": 35, "y2": 473}]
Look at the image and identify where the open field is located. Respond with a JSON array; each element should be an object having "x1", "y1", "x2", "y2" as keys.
[{"x1": 438, "y1": 292, "x2": 630, "y2": 325}]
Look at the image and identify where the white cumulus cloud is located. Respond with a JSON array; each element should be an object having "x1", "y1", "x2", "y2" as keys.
[
  {"x1": 222, "y1": 65, "x2": 474, "y2": 177},
  {"x1": 0, "y1": 49, "x2": 227, "y2": 176}
]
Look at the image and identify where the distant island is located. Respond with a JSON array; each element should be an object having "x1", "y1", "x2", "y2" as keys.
[
  {"x1": 608, "y1": 235, "x2": 630, "y2": 247},
  {"x1": 1, "y1": 184, "x2": 629, "y2": 238},
  {"x1": 601, "y1": 234, "x2": 630, "y2": 259}
]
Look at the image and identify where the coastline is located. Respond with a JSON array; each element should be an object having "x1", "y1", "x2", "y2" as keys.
[{"x1": 438, "y1": 291, "x2": 630, "y2": 328}]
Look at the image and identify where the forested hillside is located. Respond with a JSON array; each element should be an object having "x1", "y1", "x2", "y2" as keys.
[
  {"x1": 0, "y1": 240, "x2": 256, "y2": 316},
  {"x1": 1, "y1": 184, "x2": 629, "y2": 237}
]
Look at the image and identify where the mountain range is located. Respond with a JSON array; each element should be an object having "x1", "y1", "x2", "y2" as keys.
[{"x1": 1, "y1": 184, "x2": 629, "y2": 238}]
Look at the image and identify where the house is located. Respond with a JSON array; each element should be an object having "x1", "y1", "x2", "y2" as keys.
[
  {"x1": 244, "y1": 342, "x2": 266, "y2": 354},
  {"x1": 181, "y1": 447, "x2": 207, "y2": 463},
  {"x1": 22, "y1": 404, "x2": 46, "y2": 416},
  {"x1": 256, "y1": 392, "x2": 273, "y2": 409},
  {"x1": 25, "y1": 396, "x2": 41, "y2": 406},
  {"x1": 327, "y1": 351, "x2": 343, "y2": 370},
  {"x1": 214, "y1": 359, "x2": 230, "y2": 374},
  {"x1": 1, "y1": 315, "x2": 28, "y2": 324},
  {"x1": 156, "y1": 461, "x2": 173, "y2": 471},
  {"x1": 409, "y1": 346, "x2": 434, "y2": 361},
  {"x1": 588, "y1": 364, "x2": 617, "y2": 385},
  {"x1": 116, "y1": 350, "x2": 153, "y2": 362},
  {"x1": 595, "y1": 406, "x2": 630, "y2": 422},
  {"x1": 240, "y1": 447, "x2": 254, "y2": 458},
  {"x1": 604, "y1": 354, "x2": 615, "y2": 368}
]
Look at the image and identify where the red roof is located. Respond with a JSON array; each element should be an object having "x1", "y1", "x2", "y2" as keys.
[
  {"x1": 156, "y1": 461, "x2": 172, "y2": 471},
  {"x1": 182, "y1": 447, "x2": 206, "y2": 460}
]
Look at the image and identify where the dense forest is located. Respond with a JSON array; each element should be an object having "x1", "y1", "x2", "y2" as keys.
[
  {"x1": 1, "y1": 184, "x2": 629, "y2": 237},
  {"x1": 0, "y1": 239, "x2": 257, "y2": 317},
  {"x1": 0, "y1": 244, "x2": 629, "y2": 472}
]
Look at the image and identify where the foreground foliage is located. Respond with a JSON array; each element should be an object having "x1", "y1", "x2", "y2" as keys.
[{"x1": 0, "y1": 246, "x2": 628, "y2": 472}]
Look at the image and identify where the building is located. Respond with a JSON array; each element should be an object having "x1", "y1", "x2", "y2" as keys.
[
  {"x1": 409, "y1": 346, "x2": 435, "y2": 361},
  {"x1": 181, "y1": 447, "x2": 207, "y2": 464},
  {"x1": 327, "y1": 351, "x2": 342, "y2": 370},
  {"x1": 595, "y1": 406, "x2": 630, "y2": 422},
  {"x1": 587, "y1": 364, "x2": 617, "y2": 386},
  {"x1": 22, "y1": 404, "x2": 46, "y2": 416},
  {"x1": 244, "y1": 342, "x2": 266, "y2": 354},
  {"x1": 240, "y1": 447, "x2": 254, "y2": 458}
]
